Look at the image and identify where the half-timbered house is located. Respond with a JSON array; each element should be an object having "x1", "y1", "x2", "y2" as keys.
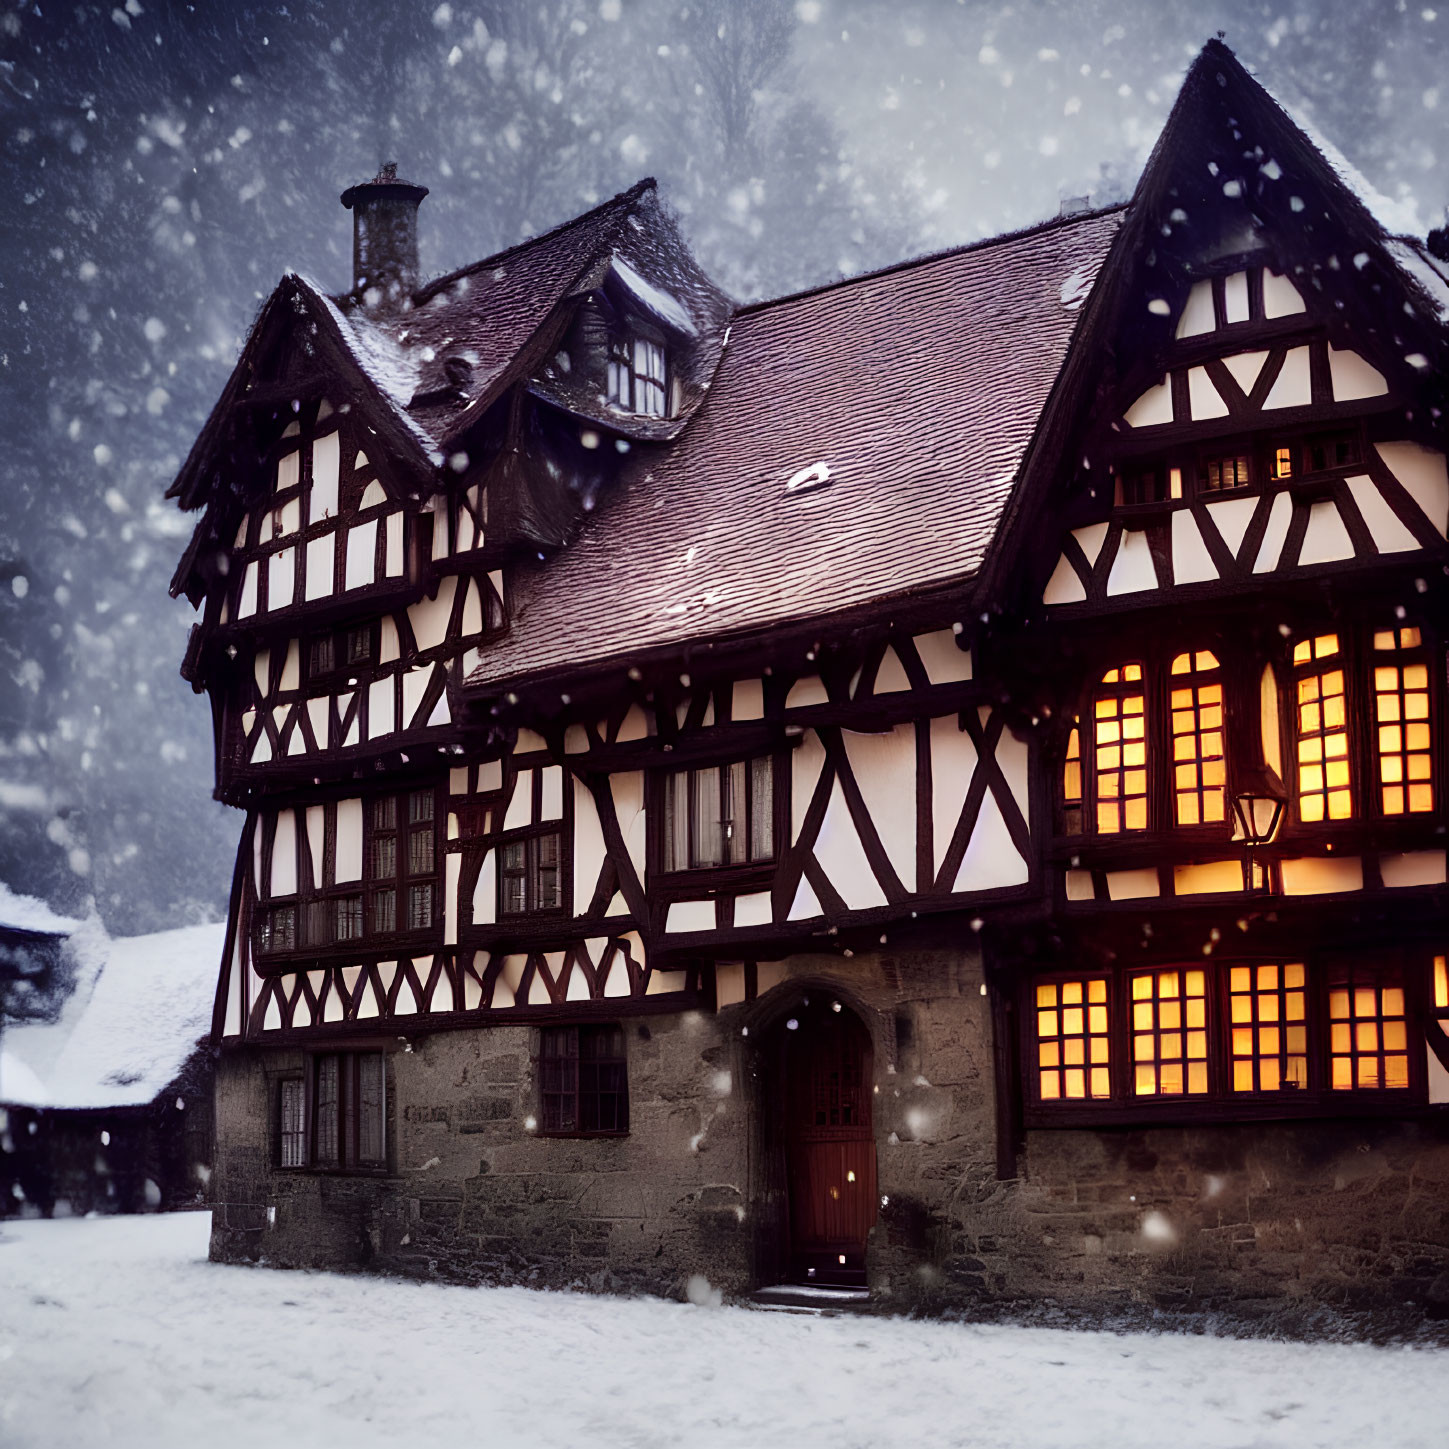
[{"x1": 174, "y1": 43, "x2": 1449, "y2": 1316}]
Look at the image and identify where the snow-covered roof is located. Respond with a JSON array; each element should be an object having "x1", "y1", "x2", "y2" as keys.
[
  {"x1": 0, "y1": 882, "x2": 80, "y2": 937},
  {"x1": 1, "y1": 920, "x2": 223, "y2": 1110}
]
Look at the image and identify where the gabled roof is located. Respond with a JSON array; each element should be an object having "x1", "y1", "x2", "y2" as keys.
[
  {"x1": 465, "y1": 207, "x2": 1124, "y2": 690},
  {"x1": 0, "y1": 921, "x2": 223, "y2": 1110}
]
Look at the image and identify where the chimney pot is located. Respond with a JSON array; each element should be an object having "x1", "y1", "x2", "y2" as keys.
[{"x1": 340, "y1": 163, "x2": 429, "y2": 311}]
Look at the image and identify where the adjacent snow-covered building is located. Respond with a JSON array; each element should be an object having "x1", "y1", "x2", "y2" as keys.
[
  {"x1": 1, "y1": 917, "x2": 221, "y2": 1217},
  {"x1": 172, "y1": 43, "x2": 1449, "y2": 1315}
]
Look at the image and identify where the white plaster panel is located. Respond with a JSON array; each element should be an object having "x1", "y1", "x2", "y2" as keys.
[
  {"x1": 1253, "y1": 492, "x2": 1293, "y2": 572},
  {"x1": 996, "y1": 725, "x2": 1031, "y2": 826},
  {"x1": 805, "y1": 776, "x2": 880, "y2": 909},
  {"x1": 1430, "y1": 1045, "x2": 1449, "y2": 1105},
  {"x1": 503, "y1": 770, "x2": 533, "y2": 831},
  {"x1": 277, "y1": 449, "x2": 300, "y2": 493},
  {"x1": 1065, "y1": 870, "x2": 1095, "y2": 902},
  {"x1": 367, "y1": 677, "x2": 394, "y2": 739},
  {"x1": 462, "y1": 578, "x2": 483, "y2": 636},
  {"x1": 716, "y1": 962, "x2": 747, "y2": 1008},
  {"x1": 788, "y1": 873, "x2": 823, "y2": 921},
  {"x1": 1299, "y1": 500, "x2": 1355, "y2": 565},
  {"x1": 1328, "y1": 345, "x2": 1387, "y2": 401},
  {"x1": 1106, "y1": 867, "x2": 1160, "y2": 900},
  {"x1": 304, "y1": 804, "x2": 325, "y2": 887},
  {"x1": 1223, "y1": 270, "x2": 1250, "y2": 323},
  {"x1": 1221, "y1": 349, "x2": 1268, "y2": 396},
  {"x1": 1187, "y1": 365, "x2": 1230, "y2": 420},
  {"x1": 603, "y1": 951, "x2": 631, "y2": 996},
  {"x1": 1263, "y1": 345, "x2": 1312, "y2": 409},
  {"x1": 530, "y1": 961, "x2": 556, "y2": 1005},
  {"x1": 478, "y1": 759, "x2": 503, "y2": 792},
  {"x1": 573, "y1": 779, "x2": 606, "y2": 913},
  {"x1": 1205, "y1": 497, "x2": 1258, "y2": 558},
  {"x1": 786, "y1": 675, "x2": 829, "y2": 709},
  {"x1": 1072, "y1": 521, "x2": 1111, "y2": 566},
  {"x1": 270, "y1": 810, "x2": 297, "y2": 897},
  {"x1": 335, "y1": 799, "x2": 363, "y2": 882},
  {"x1": 444, "y1": 854, "x2": 460, "y2": 946},
  {"x1": 306, "y1": 696, "x2": 328, "y2": 750},
  {"x1": 280, "y1": 640, "x2": 299, "y2": 692},
  {"x1": 646, "y1": 970, "x2": 688, "y2": 997},
  {"x1": 379, "y1": 616, "x2": 399, "y2": 664},
  {"x1": 540, "y1": 766, "x2": 564, "y2": 821},
  {"x1": 430, "y1": 497, "x2": 450, "y2": 560},
  {"x1": 564, "y1": 724, "x2": 591, "y2": 755},
  {"x1": 309, "y1": 432, "x2": 340, "y2": 523},
  {"x1": 791, "y1": 732, "x2": 828, "y2": 840},
  {"x1": 385, "y1": 511, "x2": 404, "y2": 576},
  {"x1": 345, "y1": 520, "x2": 377, "y2": 591},
  {"x1": 617, "y1": 705, "x2": 650, "y2": 742},
  {"x1": 1262, "y1": 269, "x2": 1306, "y2": 317},
  {"x1": 1106, "y1": 529, "x2": 1159, "y2": 595},
  {"x1": 1345, "y1": 475, "x2": 1419, "y2": 554},
  {"x1": 1280, "y1": 856, "x2": 1363, "y2": 895},
  {"x1": 360, "y1": 479, "x2": 386, "y2": 509},
  {"x1": 268, "y1": 549, "x2": 295, "y2": 611},
  {"x1": 953, "y1": 789, "x2": 1029, "y2": 893},
  {"x1": 913, "y1": 631, "x2": 972, "y2": 685},
  {"x1": 1375, "y1": 441, "x2": 1449, "y2": 537},
  {"x1": 1260, "y1": 664, "x2": 1283, "y2": 781},
  {"x1": 401, "y1": 665, "x2": 430, "y2": 728},
  {"x1": 515, "y1": 728, "x2": 547, "y2": 753},
  {"x1": 1172, "y1": 860, "x2": 1242, "y2": 895},
  {"x1": 250, "y1": 732, "x2": 272, "y2": 765},
  {"x1": 733, "y1": 892, "x2": 773, "y2": 928},
  {"x1": 842, "y1": 724, "x2": 916, "y2": 887},
  {"x1": 732, "y1": 678, "x2": 765, "y2": 720},
  {"x1": 1175, "y1": 279, "x2": 1214, "y2": 338},
  {"x1": 253, "y1": 649, "x2": 271, "y2": 698},
  {"x1": 666, "y1": 899, "x2": 716, "y2": 933},
  {"x1": 1171, "y1": 510, "x2": 1219, "y2": 585},
  {"x1": 238, "y1": 560, "x2": 258, "y2": 618},
  {"x1": 930, "y1": 716, "x2": 977, "y2": 879},
  {"x1": 408, "y1": 575, "x2": 458, "y2": 651},
  {"x1": 1043, "y1": 554, "x2": 1087, "y2": 606},
  {"x1": 873, "y1": 647, "x2": 911, "y2": 694},
  {"x1": 277, "y1": 498, "x2": 300, "y2": 537},
  {"x1": 611, "y1": 771, "x2": 647, "y2": 884},
  {"x1": 304, "y1": 534, "x2": 333, "y2": 601},
  {"x1": 456, "y1": 507, "x2": 475, "y2": 553},
  {"x1": 1379, "y1": 851, "x2": 1447, "y2": 888},
  {"x1": 471, "y1": 851, "x2": 496, "y2": 927},
  {"x1": 1124, "y1": 377, "x2": 1173, "y2": 428}
]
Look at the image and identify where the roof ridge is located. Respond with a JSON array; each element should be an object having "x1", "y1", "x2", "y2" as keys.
[
  {"x1": 412, "y1": 177, "x2": 656, "y2": 306},
  {"x1": 733, "y1": 203, "x2": 1128, "y2": 318}
]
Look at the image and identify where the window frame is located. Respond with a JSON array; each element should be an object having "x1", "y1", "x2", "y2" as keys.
[
  {"x1": 274, "y1": 1052, "x2": 389, "y2": 1173},
  {"x1": 1021, "y1": 952, "x2": 1430, "y2": 1127},
  {"x1": 651, "y1": 752, "x2": 783, "y2": 881},
  {"x1": 536, "y1": 1024, "x2": 630, "y2": 1138},
  {"x1": 254, "y1": 784, "x2": 443, "y2": 963},
  {"x1": 498, "y1": 827, "x2": 565, "y2": 918}
]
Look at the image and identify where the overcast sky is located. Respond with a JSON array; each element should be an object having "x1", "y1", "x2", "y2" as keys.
[{"x1": 0, "y1": 0, "x2": 1441, "y2": 932}]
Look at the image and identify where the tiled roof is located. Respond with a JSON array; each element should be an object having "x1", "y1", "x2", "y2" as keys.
[{"x1": 466, "y1": 207, "x2": 1124, "y2": 689}]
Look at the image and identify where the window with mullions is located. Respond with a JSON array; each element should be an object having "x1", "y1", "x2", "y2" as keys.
[
  {"x1": 539, "y1": 1025, "x2": 629, "y2": 1135},
  {"x1": 1371, "y1": 627, "x2": 1434, "y2": 816},
  {"x1": 660, "y1": 758, "x2": 774, "y2": 871},
  {"x1": 311, "y1": 1052, "x2": 387, "y2": 1169},
  {"x1": 607, "y1": 334, "x2": 668, "y2": 418},
  {"x1": 1169, "y1": 651, "x2": 1226, "y2": 826},
  {"x1": 1092, "y1": 665, "x2": 1148, "y2": 834},
  {"x1": 1130, "y1": 969, "x2": 1209, "y2": 1096},
  {"x1": 307, "y1": 622, "x2": 375, "y2": 683},
  {"x1": 1292, "y1": 633, "x2": 1352, "y2": 823},
  {"x1": 278, "y1": 1077, "x2": 305, "y2": 1168},
  {"x1": 368, "y1": 789, "x2": 437, "y2": 936},
  {"x1": 1198, "y1": 452, "x2": 1251, "y2": 493},
  {"x1": 1033, "y1": 978, "x2": 1111, "y2": 1101},
  {"x1": 1229, "y1": 963, "x2": 1308, "y2": 1093},
  {"x1": 500, "y1": 831, "x2": 562, "y2": 915},
  {"x1": 1327, "y1": 966, "x2": 1409, "y2": 1091}
]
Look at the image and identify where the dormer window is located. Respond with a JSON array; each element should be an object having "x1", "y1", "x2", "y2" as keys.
[{"x1": 607, "y1": 335, "x2": 668, "y2": 418}]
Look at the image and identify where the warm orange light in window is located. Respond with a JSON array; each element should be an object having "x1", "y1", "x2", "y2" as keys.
[
  {"x1": 1373, "y1": 630, "x2": 1433, "y2": 816},
  {"x1": 1062, "y1": 722, "x2": 1083, "y2": 835},
  {"x1": 1296, "y1": 662, "x2": 1351, "y2": 823},
  {"x1": 1292, "y1": 633, "x2": 1340, "y2": 666},
  {"x1": 1036, "y1": 979, "x2": 1110, "y2": 1100},
  {"x1": 1169, "y1": 651, "x2": 1226, "y2": 826},
  {"x1": 1229, "y1": 963, "x2": 1307, "y2": 1092},
  {"x1": 1436, "y1": 955, "x2": 1448, "y2": 1012},
  {"x1": 1272, "y1": 446, "x2": 1293, "y2": 480},
  {"x1": 1095, "y1": 667, "x2": 1147, "y2": 834},
  {"x1": 1328, "y1": 969, "x2": 1409, "y2": 1090},
  {"x1": 1130, "y1": 969, "x2": 1209, "y2": 1095}
]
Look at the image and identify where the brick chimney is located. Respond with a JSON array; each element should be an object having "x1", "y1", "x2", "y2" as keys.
[{"x1": 340, "y1": 163, "x2": 429, "y2": 311}]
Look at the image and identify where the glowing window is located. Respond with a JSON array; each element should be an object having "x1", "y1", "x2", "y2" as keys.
[
  {"x1": 1436, "y1": 954, "x2": 1448, "y2": 1012},
  {"x1": 1292, "y1": 634, "x2": 1351, "y2": 822},
  {"x1": 1169, "y1": 651, "x2": 1227, "y2": 826},
  {"x1": 1094, "y1": 664, "x2": 1148, "y2": 834},
  {"x1": 1371, "y1": 627, "x2": 1433, "y2": 816},
  {"x1": 1061, "y1": 720, "x2": 1083, "y2": 835},
  {"x1": 1327, "y1": 967, "x2": 1409, "y2": 1090},
  {"x1": 1270, "y1": 446, "x2": 1293, "y2": 480},
  {"x1": 1130, "y1": 969, "x2": 1209, "y2": 1095},
  {"x1": 1229, "y1": 963, "x2": 1308, "y2": 1092},
  {"x1": 1035, "y1": 979, "x2": 1110, "y2": 1100}
]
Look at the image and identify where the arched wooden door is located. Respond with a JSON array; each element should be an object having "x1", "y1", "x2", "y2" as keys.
[{"x1": 782, "y1": 1000, "x2": 877, "y2": 1285}]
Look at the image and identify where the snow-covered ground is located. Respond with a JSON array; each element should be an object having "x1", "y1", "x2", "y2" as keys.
[{"x1": 0, "y1": 1214, "x2": 1444, "y2": 1449}]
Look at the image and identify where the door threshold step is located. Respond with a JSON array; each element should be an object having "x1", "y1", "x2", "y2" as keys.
[{"x1": 750, "y1": 1284, "x2": 873, "y2": 1312}]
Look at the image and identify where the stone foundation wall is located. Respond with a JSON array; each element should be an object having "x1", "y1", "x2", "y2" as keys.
[{"x1": 211, "y1": 945, "x2": 1449, "y2": 1319}]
